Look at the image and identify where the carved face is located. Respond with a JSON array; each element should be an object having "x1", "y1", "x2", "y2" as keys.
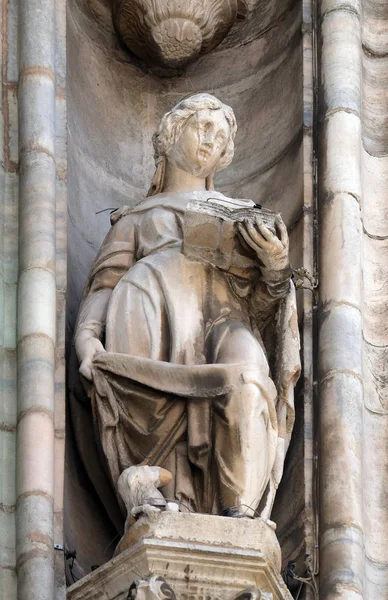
[{"x1": 167, "y1": 108, "x2": 231, "y2": 178}]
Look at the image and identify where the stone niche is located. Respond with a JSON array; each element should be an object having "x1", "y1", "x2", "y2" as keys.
[{"x1": 66, "y1": 0, "x2": 305, "y2": 588}]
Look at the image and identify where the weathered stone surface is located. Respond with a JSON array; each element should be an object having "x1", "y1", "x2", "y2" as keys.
[
  {"x1": 64, "y1": 0, "x2": 308, "y2": 582},
  {"x1": 318, "y1": 304, "x2": 362, "y2": 379},
  {"x1": 114, "y1": 576, "x2": 270, "y2": 600},
  {"x1": 1, "y1": 0, "x2": 386, "y2": 598},
  {"x1": 70, "y1": 94, "x2": 300, "y2": 568},
  {"x1": 362, "y1": 150, "x2": 388, "y2": 238},
  {"x1": 0, "y1": 3, "x2": 19, "y2": 597},
  {"x1": 363, "y1": 342, "x2": 388, "y2": 414},
  {"x1": 319, "y1": 373, "x2": 363, "y2": 529},
  {"x1": 321, "y1": 0, "x2": 361, "y2": 16},
  {"x1": 321, "y1": 8, "x2": 361, "y2": 115},
  {"x1": 127, "y1": 575, "x2": 178, "y2": 600},
  {"x1": 361, "y1": 3, "x2": 388, "y2": 598},
  {"x1": 319, "y1": 4, "x2": 365, "y2": 598},
  {"x1": 362, "y1": 235, "x2": 388, "y2": 347},
  {"x1": 363, "y1": 408, "x2": 388, "y2": 564},
  {"x1": 67, "y1": 512, "x2": 291, "y2": 600},
  {"x1": 362, "y1": 53, "x2": 388, "y2": 157},
  {"x1": 112, "y1": 0, "x2": 240, "y2": 69},
  {"x1": 321, "y1": 112, "x2": 361, "y2": 201},
  {"x1": 66, "y1": 0, "x2": 303, "y2": 328},
  {"x1": 320, "y1": 192, "x2": 361, "y2": 308},
  {"x1": 363, "y1": 0, "x2": 388, "y2": 57},
  {"x1": 320, "y1": 525, "x2": 364, "y2": 600},
  {"x1": 118, "y1": 466, "x2": 173, "y2": 531}
]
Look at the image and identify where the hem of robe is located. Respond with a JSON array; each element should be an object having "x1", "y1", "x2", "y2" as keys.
[{"x1": 92, "y1": 352, "x2": 273, "y2": 398}]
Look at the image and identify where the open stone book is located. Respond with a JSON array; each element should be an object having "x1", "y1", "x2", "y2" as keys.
[{"x1": 183, "y1": 194, "x2": 279, "y2": 275}]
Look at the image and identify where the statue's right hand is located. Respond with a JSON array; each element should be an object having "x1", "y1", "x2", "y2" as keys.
[{"x1": 78, "y1": 337, "x2": 106, "y2": 381}]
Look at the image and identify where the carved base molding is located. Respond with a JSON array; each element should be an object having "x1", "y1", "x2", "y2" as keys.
[{"x1": 67, "y1": 513, "x2": 292, "y2": 600}]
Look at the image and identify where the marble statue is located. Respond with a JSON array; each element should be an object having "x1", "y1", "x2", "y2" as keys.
[
  {"x1": 72, "y1": 93, "x2": 300, "y2": 534},
  {"x1": 117, "y1": 465, "x2": 178, "y2": 529}
]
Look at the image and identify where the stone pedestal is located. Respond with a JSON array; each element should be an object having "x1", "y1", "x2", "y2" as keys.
[{"x1": 67, "y1": 513, "x2": 292, "y2": 600}]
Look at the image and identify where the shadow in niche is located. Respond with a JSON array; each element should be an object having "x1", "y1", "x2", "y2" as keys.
[
  {"x1": 272, "y1": 376, "x2": 307, "y2": 572},
  {"x1": 65, "y1": 0, "x2": 305, "y2": 580}
]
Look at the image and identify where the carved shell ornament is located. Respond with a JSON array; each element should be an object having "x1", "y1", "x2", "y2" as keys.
[{"x1": 111, "y1": 0, "x2": 249, "y2": 68}]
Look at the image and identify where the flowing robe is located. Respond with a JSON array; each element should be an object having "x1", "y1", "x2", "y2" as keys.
[{"x1": 68, "y1": 190, "x2": 300, "y2": 539}]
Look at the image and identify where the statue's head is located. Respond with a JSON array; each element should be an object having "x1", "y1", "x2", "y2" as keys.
[{"x1": 148, "y1": 93, "x2": 237, "y2": 196}]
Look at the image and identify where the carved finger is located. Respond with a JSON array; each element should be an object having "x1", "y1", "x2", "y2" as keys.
[
  {"x1": 255, "y1": 217, "x2": 274, "y2": 242},
  {"x1": 79, "y1": 359, "x2": 92, "y2": 381},
  {"x1": 245, "y1": 220, "x2": 270, "y2": 248},
  {"x1": 237, "y1": 223, "x2": 260, "y2": 251},
  {"x1": 275, "y1": 215, "x2": 288, "y2": 247}
]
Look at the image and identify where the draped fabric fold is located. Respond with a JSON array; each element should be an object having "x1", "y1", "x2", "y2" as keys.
[{"x1": 67, "y1": 191, "x2": 300, "y2": 562}]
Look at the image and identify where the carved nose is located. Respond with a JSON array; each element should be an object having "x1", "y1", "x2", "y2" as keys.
[{"x1": 201, "y1": 132, "x2": 215, "y2": 146}]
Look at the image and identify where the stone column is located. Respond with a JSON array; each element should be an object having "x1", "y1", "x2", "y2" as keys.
[
  {"x1": 16, "y1": 0, "x2": 57, "y2": 598},
  {"x1": 0, "y1": 0, "x2": 19, "y2": 595},
  {"x1": 318, "y1": 0, "x2": 363, "y2": 598},
  {"x1": 361, "y1": 0, "x2": 388, "y2": 596}
]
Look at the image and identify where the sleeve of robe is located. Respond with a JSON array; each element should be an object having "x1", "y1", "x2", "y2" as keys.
[
  {"x1": 75, "y1": 209, "x2": 137, "y2": 342},
  {"x1": 250, "y1": 269, "x2": 301, "y2": 491}
]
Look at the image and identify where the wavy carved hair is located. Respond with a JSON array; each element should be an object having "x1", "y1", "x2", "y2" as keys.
[{"x1": 147, "y1": 93, "x2": 237, "y2": 197}]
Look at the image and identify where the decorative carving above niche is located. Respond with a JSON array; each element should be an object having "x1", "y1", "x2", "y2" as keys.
[{"x1": 111, "y1": 0, "x2": 252, "y2": 68}]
